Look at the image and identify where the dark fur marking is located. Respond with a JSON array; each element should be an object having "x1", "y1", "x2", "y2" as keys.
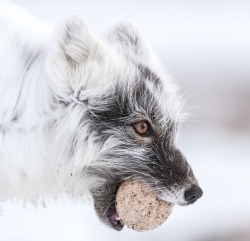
[
  {"x1": 11, "y1": 113, "x2": 20, "y2": 122},
  {"x1": 59, "y1": 100, "x2": 70, "y2": 107},
  {"x1": 138, "y1": 64, "x2": 162, "y2": 87},
  {"x1": 86, "y1": 79, "x2": 175, "y2": 145}
]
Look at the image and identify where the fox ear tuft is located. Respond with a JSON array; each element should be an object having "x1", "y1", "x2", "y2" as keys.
[
  {"x1": 108, "y1": 20, "x2": 156, "y2": 63},
  {"x1": 45, "y1": 16, "x2": 103, "y2": 98}
]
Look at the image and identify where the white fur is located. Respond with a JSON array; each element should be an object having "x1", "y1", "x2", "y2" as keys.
[{"x1": 0, "y1": 2, "x2": 186, "y2": 205}]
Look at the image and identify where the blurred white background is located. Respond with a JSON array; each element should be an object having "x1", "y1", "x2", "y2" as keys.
[{"x1": 0, "y1": 0, "x2": 250, "y2": 241}]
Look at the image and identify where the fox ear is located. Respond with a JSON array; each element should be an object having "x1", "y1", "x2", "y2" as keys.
[
  {"x1": 45, "y1": 15, "x2": 103, "y2": 98},
  {"x1": 108, "y1": 20, "x2": 156, "y2": 63}
]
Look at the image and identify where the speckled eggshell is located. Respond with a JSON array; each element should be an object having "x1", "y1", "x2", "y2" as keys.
[{"x1": 116, "y1": 180, "x2": 174, "y2": 232}]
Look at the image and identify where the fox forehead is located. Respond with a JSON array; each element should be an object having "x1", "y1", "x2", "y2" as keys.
[{"x1": 45, "y1": 15, "x2": 185, "y2": 124}]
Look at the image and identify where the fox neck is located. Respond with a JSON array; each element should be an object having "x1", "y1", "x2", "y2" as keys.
[{"x1": 0, "y1": 52, "x2": 91, "y2": 203}]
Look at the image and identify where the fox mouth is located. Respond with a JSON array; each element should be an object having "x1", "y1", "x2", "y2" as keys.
[{"x1": 106, "y1": 201, "x2": 124, "y2": 231}]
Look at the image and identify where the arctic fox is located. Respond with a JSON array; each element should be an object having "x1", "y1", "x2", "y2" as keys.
[{"x1": 0, "y1": 2, "x2": 202, "y2": 230}]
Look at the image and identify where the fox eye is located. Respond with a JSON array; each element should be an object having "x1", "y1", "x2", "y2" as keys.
[{"x1": 131, "y1": 120, "x2": 153, "y2": 137}]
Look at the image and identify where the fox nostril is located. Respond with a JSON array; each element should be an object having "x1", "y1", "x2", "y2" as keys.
[{"x1": 184, "y1": 186, "x2": 203, "y2": 204}]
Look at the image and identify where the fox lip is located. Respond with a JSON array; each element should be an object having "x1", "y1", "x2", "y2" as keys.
[
  {"x1": 106, "y1": 201, "x2": 124, "y2": 231},
  {"x1": 109, "y1": 212, "x2": 124, "y2": 231}
]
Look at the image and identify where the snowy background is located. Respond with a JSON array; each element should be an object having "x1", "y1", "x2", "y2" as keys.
[{"x1": 1, "y1": 0, "x2": 250, "y2": 241}]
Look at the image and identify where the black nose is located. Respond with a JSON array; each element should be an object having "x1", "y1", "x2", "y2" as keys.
[{"x1": 184, "y1": 185, "x2": 203, "y2": 204}]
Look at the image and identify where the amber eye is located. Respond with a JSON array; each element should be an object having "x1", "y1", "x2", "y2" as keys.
[{"x1": 131, "y1": 120, "x2": 153, "y2": 137}]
